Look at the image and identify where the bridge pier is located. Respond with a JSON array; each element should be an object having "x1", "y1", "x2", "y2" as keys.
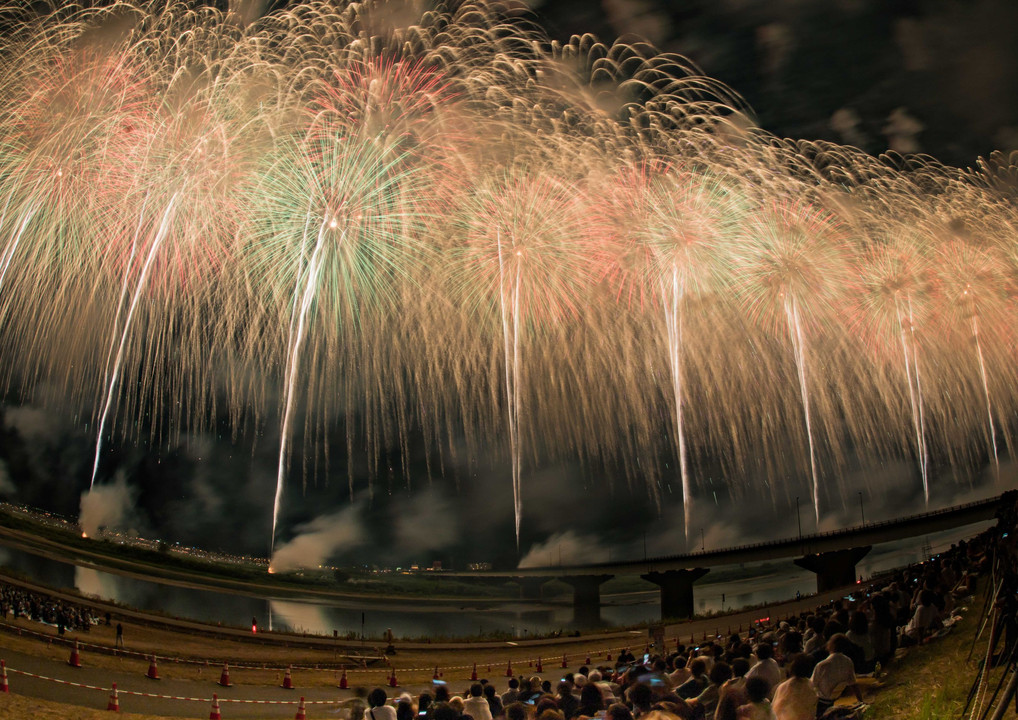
[
  {"x1": 642, "y1": 568, "x2": 709, "y2": 620},
  {"x1": 795, "y1": 546, "x2": 871, "y2": 593},
  {"x1": 561, "y1": 574, "x2": 613, "y2": 625}
]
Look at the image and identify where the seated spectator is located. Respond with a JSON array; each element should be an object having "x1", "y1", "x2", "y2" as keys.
[
  {"x1": 811, "y1": 635, "x2": 864, "y2": 716},
  {"x1": 365, "y1": 689, "x2": 398, "y2": 720},
  {"x1": 676, "y1": 659, "x2": 708, "y2": 699},
  {"x1": 688, "y1": 660, "x2": 731, "y2": 718},
  {"x1": 464, "y1": 684, "x2": 494, "y2": 720},
  {"x1": 502, "y1": 678, "x2": 521, "y2": 706},
  {"x1": 846, "y1": 611, "x2": 875, "y2": 672},
  {"x1": 577, "y1": 682, "x2": 605, "y2": 717},
  {"x1": 745, "y1": 644, "x2": 782, "y2": 698},
  {"x1": 771, "y1": 654, "x2": 816, "y2": 720},
  {"x1": 715, "y1": 658, "x2": 751, "y2": 720},
  {"x1": 397, "y1": 698, "x2": 416, "y2": 720},
  {"x1": 556, "y1": 682, "x2": 578, "y2": 719},
  {"x1": 736, "y1": 677, "x2": 775, "y2": 720},
  {"x1": 901, "y1": 589, "x2": 942, "y2": 645},
  {"x1": 484, "y1": 684, "x2": 504, "y2": 718}
]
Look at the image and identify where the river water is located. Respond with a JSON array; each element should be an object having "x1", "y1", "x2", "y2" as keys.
[{"x1": 0, "y1": 522, "x2": 989, "y2": 640}]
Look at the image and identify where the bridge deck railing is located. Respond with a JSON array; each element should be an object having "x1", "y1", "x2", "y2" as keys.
[{"x1": 524, "y1": 494, "x2": 999, "y2": 572}]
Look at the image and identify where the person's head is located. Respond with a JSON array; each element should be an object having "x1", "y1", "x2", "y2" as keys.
[
  {"x1": 434, "y1": 685, "x2": 451, "y2": 703},
  {"x1": 826, "y1": 633, "x2": 854, "y2": 656},
  {"x1": 580, "y1": 683, "x2": 604, "y2": 711},
  {"x1": 470, "y1": 684, "x2": 484, "y2": 698},
  {"x1": 432, "y1": 703, "x2": 459, "y2": 720},
  {"x1": 920, "y1": 589, "x2": 937, "y2": 607},
  {"x1": 541, "y1": 681, "x2": 552, "y2": 695},
  {"x1": 730, "y1": 658, "x2": 750, "y2": 679},
  {"x1": 533, "y1": 696, "x2": 557, "y2": 715},
  {"x1": 689, "y1": 658, "x2": 706, "y2": 677},
  {"x1": 708, "y1": 661, "x2": 732, "y2": 686},
  {"x1": 483, "y1": 684, "x2": 497, "y2": 700},
  {"x1": 368, "y1": 688, "x2": 388, "y2": 708},
  {"x1": 787, "y1": 653, "x2": 814, "y2": 679},
  {"x1": 606, "y1": 703, "x2": 634, "y2": 720},
  {"x1": 850, "y1": 610, "x2": 869, "y2": 635},
  {"x1": 505, "y1": 703, "x2": 527, "y2": 720},
  {"x1": 448, "y1": 697, "x2": 464, "y2": 714},
  {"x1": 755, "y1": 644, "x2": 773, "y2": 661},
  {"x1": 418, "y1": 694, "x2": 434, "y2": 715},
  {"x1": 824, "y1": 619, "x2": 846, "y2": 640},
  {"x1": 537, "y1": 710, "x2": 564, "y2": 720},
  {"x1": 556, "y1": 681, "x2": 572, "y2": 698},
  {"x1": 628, "y1": 682, "x2": 652, "y2": 709},
  {"x1": 508, "y1": 678, "x2": 519, "y2": 691},
  {"x1": 744, "y1": 677, "x2": 770, "y2": 704},
  {"x1": 397, "y1": 699, "x2": 415, "y2": 720},
  {"x1": 588, "y1": 670, "x2": 602, "y2": 683}
]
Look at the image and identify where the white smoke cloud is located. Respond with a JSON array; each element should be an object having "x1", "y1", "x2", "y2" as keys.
[
  {"x1": 5, "y1": 405, "x2": 61, "y2": 443},
  {"x1": 392, "y1": 488, "x2": 459, "y2": 553},
  {"x1": 79, "y1": 474, "x2": 136, "y2": 537},
  {"x1": 269, "y1": 502, "x2": 366, "y2": 573},
  {"x1": 517, "y1": 530, "x2": 608, "y2": 568}
]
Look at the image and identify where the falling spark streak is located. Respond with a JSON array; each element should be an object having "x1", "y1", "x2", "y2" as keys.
[
  {"x1": 99, "y1": 194, "x2": 150, "y2": 419},
  {"x1": 0, "y1": 209, "x2": 37, "y2": 293},
  {"x1": 971, "y1": 314, "x2": 999, "y2": 476},
  {"x1": 272, "y1": 216, "x2": 332, "y2": 554},
  {"x1": 785, "y1": 293, "x2": 819, "y2": 523},
  {"x1": 90, "y1": 195, "x2": 179, "y2": 489},
  {"x1": 896, "y1": 294, "x2": 928, "y2": 504},
  {"x1": 497, "y1": 229, "x2": 523, "y2": 550},
  {"x1": 660, "y1": 266, "x2": 692, "y2": 547},
  {"x1": 908, "y1": 297, "x2": 929, "y2": 492}
]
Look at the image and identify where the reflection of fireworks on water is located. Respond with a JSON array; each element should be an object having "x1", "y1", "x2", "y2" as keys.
[{"x1": 1, "y1": 1, "x2": 1017, "y2": 552}]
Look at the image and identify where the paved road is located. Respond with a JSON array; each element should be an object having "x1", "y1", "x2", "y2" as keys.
[{"x1": 1, "y1": 645, "x2": 380, "y2": 717}]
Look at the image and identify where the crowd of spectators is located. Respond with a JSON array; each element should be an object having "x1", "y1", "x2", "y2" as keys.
[
  {"x1": 353, "y1": 520, "x2": 1001, "y2": 720},
  {"x1": 0, "y1": 580, "x2": 97, "y2": 633}
]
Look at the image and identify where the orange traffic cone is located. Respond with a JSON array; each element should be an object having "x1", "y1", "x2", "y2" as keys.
[
  {"x1": 535, "y1": 657, "x2": 543, "y2": 673},
  {"x1": 388, "y1": 668, "x2": 398, "y2": 688},
  {"x1": 295, "y1": 696, "x2": 307, "y2": 720},
  {"x1": 561, "y1": 654, "x2": 567, "y2": 669},
  {"x1": 146, "y1": 654, "x2": 160, "y2": 680},
  {"x1": 218, "y1": 662, "x2": 232, "y2": 687},
  {"x1": 282, "y1": 665, "x2": 294, "y2": 689},
  {"x1": 585, "y1": 654, "x2": 591, "y2": 666},
  {"x1": 338, "y1": 669, "x2": 348, "y2": 689},
  {"x1": 107, "y1": 682, "x2": 120, "y2": 712},
  {"x1": 1, "y1": 659, "x2": 9, "y2": 693},
  {"x1": 605, "y1": 650, "x2": 611, "y2": 661},
  {"x1": 433, "y1": 666, "x2": 440, "y2": 680},
  {"x1": 68, "y1": 639, "x2": 82, "y2": 668},
  {"x1": 505, "y1": 660, "x2": 513, "y2": 677},
  {"x1": 209, "y1": 693, "x2": 222, "y2": 720},
  {"x1": 470, "y1": 663, "x2": 478, "y2": 681}
]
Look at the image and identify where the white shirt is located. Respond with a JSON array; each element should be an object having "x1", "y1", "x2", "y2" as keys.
[
  {"x1": 463, "y1": 696, "x2": 493, "y2": 720},
  {"x1": 811, "y1": 652, "x2": 856, "y2": 701},
  {"x1": 772, "y1": 677, "x2": 817, "y2": 720}
]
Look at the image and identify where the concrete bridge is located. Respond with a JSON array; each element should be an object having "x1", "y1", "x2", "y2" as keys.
[{"x1": 448, "y1": 493, "x2": 1003, "y2": 621}]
